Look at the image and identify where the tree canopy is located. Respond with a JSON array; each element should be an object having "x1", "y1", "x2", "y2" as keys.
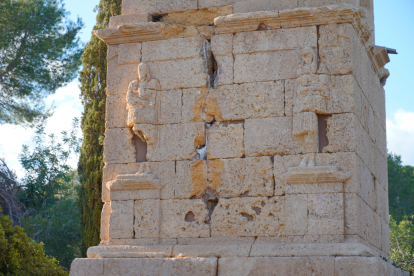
[{"x1": 0, "y1": 0, "x2": 83, "y2": 125}]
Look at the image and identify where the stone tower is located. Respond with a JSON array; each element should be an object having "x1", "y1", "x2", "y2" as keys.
[{"x1": 70, "y1": 0, "x2": 408, "y2": 275}]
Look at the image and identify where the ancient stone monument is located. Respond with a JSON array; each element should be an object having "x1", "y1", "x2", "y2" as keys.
[{"x1": 70, "y1": 0, "x2": 409, "y2": 275}]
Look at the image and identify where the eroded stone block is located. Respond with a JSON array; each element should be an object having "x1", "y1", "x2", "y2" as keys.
[
  {"x1": 109, "y1": 200, "x2": 134, "y2": 239},
  {"x1": 307, "y1": 193, "x2": 344, "y2": 235},
  {"x1": 211, "y1": 197, "x2": 284, "y2": 237},
  {"x1": 208, "y1": 157, "x2": 273, "y2": 198},
  {"x1": 106, "y1": 94, "x2": 128, "y2": 129},
  {"x1": 214, "y1": 55, "x2": 234, "y2": 86},
  {"x1": 70, "y1": 258, "x2": 104, "y2": 276},
  {"x1": 101, "y1": 202, "x2": 111, "y2": 241},
  {"x1": 285, "y1": 194, "x2": 308, "y2": 235},
  {"x1": 162, "y1": 6, "x2": 232, "y2": 26},
  {"x1": 134, "y1": 199, "x2": 160, "y2": 238},
  {"x1": 103, "y1": 128, "x2": 136, "y2": 164},
  {"x1": 233, "y1": 0, "x2": 298, "y2": 13},
  {"x1": 160, "y1": 199, "x2": 210, "y2": 238},
  {"x1": 156, "y1": 89, "x2": 182, "y2": 124},
  {"x1": 122, "y1": 0, "x2": 198, "y2": 15},
  {"x1": 211, "y1": 34, "x2": 233, "y2": 56},
  {"x1": 381, "y1": 219, "x2": 390, "y2": 255},
  {"x1": 206, "y1": 81, "x2": 284, "y2": 121},
  {"x1": 335, "y1": 257, "x2": 388, "y2": 276},
  {"x1": 207, "y1": 123, "x2": 244, "y2": 159},
  {"x1": 107, "y1": 61, "x2": 138, "y2": 95},
  {"x1": 118, "y1": 43, "x2": 141, "y2": 65},
  {"x1": 109, "y1": 13, "x2": 150, "y2": 28},
  {"x1": 182, "y1": 88, "x2": 212, "y2": 123}
]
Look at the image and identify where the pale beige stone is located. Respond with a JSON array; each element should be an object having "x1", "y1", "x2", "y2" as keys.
[
  {"x1": 211, "y1": 34, "x2": 233, "y2": 56},
  {"x1": 69, "y1": 258, "x2": 104, "y2": 276},
  {"x1": 299, "y1": 0, "x2": 358, "y2": 7},
  {"x1": 335, "y1": 257, "x2": 389, "y2": 276},
  {"x1": 214, "y1": 54, "x2": 234, "y2": 86},
  {"x1": 162, "y1": 6, "x2": 233, "y2": 26},
  {"x1": 107, "y1": 238, "x2": 177, "y2": 246},
  {"x1": 109, "y1": 13, "x2": 150, "y2": 28},
  {"x1": 118, "y1": 43, "x2": 141, "y2": 65},
  {"x1": 218, "y1": 257, "x2": 335, "y2": 276},
  {"x1": 196, "y1": 25, "x2": 216, "y2": 40},
  {"x1": 109, "y1": 200, "x2": 134, "y2": 239},
  {"x1": 122, "y1": 0, "x2": 198, "y2": 15},
  {"x1": 107, "y1": 60, "x2": 138, "y2": 95},
  {"x1": 160, "y1": 199, "x2": 210, "y2": 238},
  {"x1": 233, "y1": 0, "x2": 298, "y2": 13},
  {"x1": 133, "y1": 122, "x2": 205, "y2": 161},
  {"x1": 377, "y1": 184, "x2": 389, "y2": 223},
  {"x1": 106, "y1": 94, "x2": 128, "y2": 128},
  {"x1": 103, "y1": 257, "x2": 217, "y2": 276},
  {"x1": 87, "y1": 245, "x2": 173, "y2": 258},
  {"x1": 100, "y1": 202, "x2": 111, "y2": 241},
  {"x1": 206, "y1": 81, "x2": 284, "y2": 121},
  {"x1": 292, "y1": 112, "x2": 318, "y2": 153},
  {"x1": 134, "y1": 199, "x2": 160, "y2": 238},
  {"x1": 182, "y1": 88, "x2": 212, "y2": 123},
  {"x1": 103, "y1": 128, "x2": 136, "y2": 164},
  {"x1": 208, "y1": 157, "x2": 273, "y2": 198},
  {"x1": 381, "y1": 219, "x2": 390, "y2": 255},
  {"x1": 199, "y1": 0, "x2": 235, "y2": 9},
  {"x1": 156, "y1": 89, "x2": 182, "y2": 124},
  {"x1": 107, "y1": 45, "x2": 118, "y2": 61},
  {"x1": 211, "y1": 197, "x2": 284, "y2": 237},
  {"x1": 206, "y1": 123, "x2": 244, "y2": 159},
  {"x1": 285, "y1": 194, "x2": 308, "y2": 235},
  {"x1": 307, "y1": 193, "x2": 344, "y2": 235}
]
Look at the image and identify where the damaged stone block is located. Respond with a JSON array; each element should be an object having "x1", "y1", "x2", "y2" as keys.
[
  {"x1": 307, "y1": 193, "x2": 344, "y2": 235},
  {"x1": 134, "y1": 199, "x2": 160, "y2": 238},
  {"x1": 118, "y1": 43, "x2": 141, "y2": 65},
  {"x1": 211, "y1": 197, "x2": 284, "y2": 237},
  {"x1": 162, "y1": 6, "x2": 233, "y2": 26},
  {"x1": 107, "y1": 60, "x2": 138, "y2": 95},
  {"x1": 206, "y1": 81, "x2": 284, "y2": 121},
  {"x1": 103, "y1": 128, "x2": 136, "y2": 164},
  {"x1": 182, "y1": 88, "x2": 212, "y2": 123},
  {"x1": 292, "y1": 112, "x2": 318, "y2": 154},
  {"x1": 207, "y1": 123, "x2": 244, "y2": 159},
  {"x1": 233, "y1": 0, "x2": 298, "y2": 13},
  {"x1": 122, "y1": 0, "x2": 197, "y2": 15},
  {"x1": 381, "y1": 219, "x2": 390, "y2": 254},
  {"x1": 208, "y1": 156, "x2": 273, "y2": 198},
  {"x1": 70, "y1": 259, "x2": 104, "y2": 276},
  {"x1": 109, "y1": 200, "x2": 134, "y2": 239},
  {"x1": 106, "y1": 94, "x2": 128, "y2": 129},
  {"x1": 133, "y1": 122, "x2": 205, "y2": 161},
  {"x1": 100, "y1": 202, "x2": 111, "y2": 241},
  {"x1": 211, "y1": 34, "x2": 233, "y2": 56},
  {"x1": 285, "y1": 194, "x2": 308, "y2": 235},
  {"x1": 156, "y1": 89, "x2": 182, "y2": 124},
  {"x1": 160, "y1": 199, "x2": 210, "y2": 238},
  {"x1": 109, "y1": 13, "x2": 150, "y2": 28}
]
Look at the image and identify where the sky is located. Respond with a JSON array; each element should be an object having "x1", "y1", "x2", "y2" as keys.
[{"x1": 0, "y1": 0, "x2": 413, "y2": 179}]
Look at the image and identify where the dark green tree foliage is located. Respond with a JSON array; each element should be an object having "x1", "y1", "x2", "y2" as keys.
[
  {"x1": 0, "y1": 209, "x2": 68, "y2": 276},
  {"x1": 389, "y1": 216, "x2": 414, "y2": 275},
  {"x1": 77, "y1": 0, "x2": 121, "y2": 257},
  {"x1": 0, "y1": 0, "x2": 83, "y2": 125},
  {"x1": 388, "y1": 153, "x2": 414, "y2": 222}
]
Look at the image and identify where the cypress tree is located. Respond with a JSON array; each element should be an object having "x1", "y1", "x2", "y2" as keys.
[{"x1": 77, "y1": 0, "x2": 121, "y2": 256}]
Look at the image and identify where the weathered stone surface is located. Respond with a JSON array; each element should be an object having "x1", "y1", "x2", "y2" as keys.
[
  {"x1": 88, "y1": 245, "x2": 172, "y2": 258},
  {"x1": 106, "y1": 94, "x2": 128, "y2": 128},
  {"x1": 182, "y1": 88, "x2": 212, "y2": 123},
  {"x1": 381, "y1": 219, "x2": 390, "y2": 254},
  {"x1": 211, "y1": 34, "x2": 233, "y2": 56},
  {"x1": 160, "y1": 199, "x2": 210, "y2": 238},
  {"x1": 100, "y1": 202, "x2": 111, "y2": 241},
  {"x1": 214, "y1": 55, "x2": 234, "y2": 86},
  {"x1": 156, "y1": 89, "x2": 182, "y2": 124},
  {"x1": 107, "y1": 61, "x2": 138, "y2": 95},
  {"x1": 211, "y1": 197, "x2": 284, "y2": 237},
  {"x1": 206, "y1": 81, "x2": 284, "y2": 121},
  {"x1": 218, "y1": 257, "x2": 335, "y2": 276},
  {"x1": 162, "y1": 6, "x2": 232, "y2": 26},
  {"x1": 335, "y1": 257, "x2": 391, "y2": 276},
  {"x1": 233, "y1": 0, "x2": 298, "y2": 13},
  {"x1": 109, "y1": 13, "x2": 150, "y2": 28},
  {"x1": 292, "y1": 112, "x2": 318, "y2": 153},
  {"x1": 134, "y1": 199, "x2": 160, "y2": 238},
  {"x1": 118, "y1": 43, "x2": 141, "y2": 65},
  {"x1": 299, "y1": 0, "x2": 358, "y2": 7},
  {"x1": 285, "y1": 194, "x2": 308, "y2": 235},
  {"x1": 122, "y1": 0, "x2": 198, "y2": 15},
  {"x1": 103, "y1": 258, "x2": 217, "y2": 276},
  {"x1": 109, "y1": 200, "x2": 134, "y2": 239},
  {"x1": 70, "y1": 258, "x2": 104, "y2": 276},
  {"x1": 307, "y1": 193, "x2": 344, "y2": 235},
  {"x1": 208, "y1": 157, "x2": 273, "y2": 198},
  {"x1": 244, "y1": 117, "x2": 299, "y2": 156},
  {"x1": 133, "y1": 122, "x2": 205, "y2": 161},
  {"x1": 103, "y1": 128, "x2": 136, "y2": 164},
  {"x1": 207, "y1": 123, "x2": 244, "y2": 159}
]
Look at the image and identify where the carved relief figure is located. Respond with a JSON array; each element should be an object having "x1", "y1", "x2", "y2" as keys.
[{"x1": 126, "y1": 62, "x2": 161, "y2": 126}]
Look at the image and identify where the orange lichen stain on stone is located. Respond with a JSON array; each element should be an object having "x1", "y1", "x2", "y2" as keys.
[
  {"x1": 205, "y1": 94, "x2": 223, "y2": 121},
  {"x1": 190, "y1": 160, "x2": 208, "y2": 197},
  {"x1": 190, "y1": 88, "x2": 209, "y2": 122},
  {"x1": 207, "y1": 159, "x2": 223, "y2": 191}
]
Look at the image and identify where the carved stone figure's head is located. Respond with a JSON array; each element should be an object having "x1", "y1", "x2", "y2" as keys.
[
  {"x1": 138, "y1": 62, "x2": 150, "y2": 82},
  {"x1": 299, "y1": 47, "x2": 317, "y2": 75}
]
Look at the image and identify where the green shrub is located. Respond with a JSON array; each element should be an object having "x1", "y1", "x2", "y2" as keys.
[
  {"x1": 390, "y1": 215, "x2": 414, "y2": 274},
  {"x1": 0, "y1": 210, "x2": 68, "y2": 276}
]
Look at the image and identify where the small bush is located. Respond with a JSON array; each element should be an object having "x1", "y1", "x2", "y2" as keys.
[{"x1": 390, "y1": 215, "x2": 414, "y2": 275}]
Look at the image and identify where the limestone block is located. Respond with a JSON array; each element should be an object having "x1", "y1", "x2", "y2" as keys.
[
  {"x1": 198, "y1": 0, "x2": 235, "y2": 9},
  {"x1": 375, "y1": 148, "x2": 388, "y2": 191},
  {"x1": 69, "y1": 258, "x2": 104, "y2": 276},
  {"x1": 285, "y1": 194, "x2": 308, "y2": 235},
  {"x1": 292, "y1": 112, "x2": 318, "y2": 153},
  {"x1": 218, "y1": 257, "x2": 335, "y2": 276},
  {"x1": 359, "y1": 162, "x2": 376, "y2": 211},
  {"x1": 307, "y1": 193, "x2": 344, "y2": 235},
  {"x1": 122, "y1": 0, "x2": 198, "y2": 15},
  {"x1": 156, "y1": 89, "x2": 182, "y2": 124},
  {"x1": 233, "y1": 0, "x2": 298, "y2": 13},
  {"x1": 381, "y1": 219, "x2": 390, "y2": 254},
  {"x1": 211, "y1": 34, "x2": 233, "y2": 56},
  {"x1": 207, "y1": 123, "x2": 244, "y2": 159},
  {"x1": 102, "y1": 162, "x2": 175, "y2": 202},
  {"x1": 103, "y1": 128, "x2": 136, "y2": 164},
  {"x1": 163, "y1": 160, "x2": 207, "y2": 199},
  {"x1": 106, "y1": 94, "x2": 128, "y2": 128},
  {"x1": 208, "y1": 157, "x2": 273, "y2": 198},
  {"x1": 107, "y1": 60, "x2": 138, "y2": 95},
  {"x1": 377, "y1": 185, "x2": 389, "y2": 223},
  {"x1": 109, "y1": 13, "x2": 150, "y2": 28},
  {"x1": 274, "y1": 153, "x2": 359, "y2": 195},
  {"x1": 162, "y1": 6, "x2": 233, "y2": 26},
  {"x1": 299, "y1": 0, "x2": 358, "y2": 7},
  {"x1": 206, "y1": 81, "x2": 284, "y2": 121},
  {"x1": 134, "y1": 199, "x2": 160, "y2": 238},
  {"x1": 182, "y1": 88, "x2": 212, "y2": 123},
  {"x1": 103, "y1": 258, "x2": 217, "y2": 276},
  {"x1": 375, "y1": 118, "x2": 387, "y2": 158},
  {"x1": 244, "y1": 117, "x2": 299, "y2": 156},
  {"x1": 211, "y1": 197, "x2": 284, "y2": 237},
  {"x1": 88, "y1": 245, "x2": 172, "y2": 258},
  {"x1": 118, "y1": 43, "x2": 141, "y2": 65},
  {"x1": 109, "y1": 200, "x2": 134, "y2": 239},
  {"x1": 196, "y1": 26, "x2": 216, "y2": 40},
  {"x1": 334, "y1": 257, "x2": 390, "y2": 276},
  {"x1": 160, "y1": 199, "x2": 210, "y2": 238},
  {"x1": 214, "y1": 55, "x2": 234, "y2": 86},
  {"x1": 134, "y1": 122, "x2": 205, "y2": 161},
  {"x1": 107, "y1": 45, "x2": 118, "y2": 61},
  {"x1": 100, "y1": 202, "x2": 111, "y2": 241}
]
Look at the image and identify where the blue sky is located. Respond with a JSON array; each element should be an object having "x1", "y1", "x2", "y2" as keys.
[{"x1": 0, "y1": 0, "x2": 413, "y2": 178}]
